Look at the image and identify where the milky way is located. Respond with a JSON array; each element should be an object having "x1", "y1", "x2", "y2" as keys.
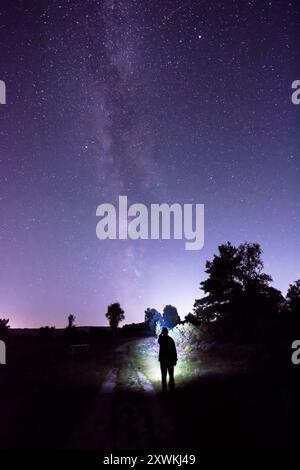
[{"x1": 0, "y1": 1, "x2": 299, "y2": 327}]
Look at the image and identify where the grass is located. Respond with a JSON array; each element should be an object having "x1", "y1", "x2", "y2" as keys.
[
  {"x1": 0, "y1": 335, "x2": 124, "y2": 449},
  {"x1": 131, "y1": 336, "x2": 295, "y2": 449},
  {"x1": 1, "y1": 334, "x2": 298, "y2": 450},
  {"x1": 131, "y1": 337, "x2": 205, "y2": 390}
]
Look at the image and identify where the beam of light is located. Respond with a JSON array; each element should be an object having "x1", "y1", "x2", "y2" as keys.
[{"x1": 131, "y1": 336, "x2": 202, "y2": 389}]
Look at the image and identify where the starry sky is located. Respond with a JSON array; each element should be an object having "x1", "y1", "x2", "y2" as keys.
[{"x1": 0, "y1": 0, "x2": 299, "y2": 328}]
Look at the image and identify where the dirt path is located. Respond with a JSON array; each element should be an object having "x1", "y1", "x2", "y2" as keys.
[{"x1": 67, "y1": 342, "x2": 175, "y2": 449}]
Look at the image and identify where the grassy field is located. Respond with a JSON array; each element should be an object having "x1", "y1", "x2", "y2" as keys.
[
  {"x1": 0, "y1": 334, "x2": 299, "y2": 449},
  {"x1": 131, "y1": 337, "x2": 297, "y2": 449},
  {"x1": 131, "y1": 337, "x2": 204, "y2": 389},
  {"x1": 0, "y1": 335, "x2": 124, "y2": 449}
]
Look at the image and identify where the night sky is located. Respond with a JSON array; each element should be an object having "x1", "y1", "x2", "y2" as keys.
[{"x1": 0, "y1": 0, "x2": 299, "y2": 328}]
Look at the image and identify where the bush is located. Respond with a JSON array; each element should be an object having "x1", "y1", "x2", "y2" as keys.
[
  {"x1": 156, "y1": 321, "x2": 204, "y2": 356},
  {"x1": 38, "y1": 326, "x2": 56, "y2": 340},
  {"x1": 0, "y1": 318, "x2": 10, "y2": 335},
  {"x1": 122, "y1": 322, "x2": 148, "y2": 336}
]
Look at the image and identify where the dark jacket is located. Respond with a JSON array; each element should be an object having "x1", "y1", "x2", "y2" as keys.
[{"x1": 158, "y1": 334, "x2": 177, "y2": 365}]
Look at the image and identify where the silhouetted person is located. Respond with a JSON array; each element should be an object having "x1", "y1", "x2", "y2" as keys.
[{"x1": 158, "y1": 327, "x2": 177, "y2": 393}]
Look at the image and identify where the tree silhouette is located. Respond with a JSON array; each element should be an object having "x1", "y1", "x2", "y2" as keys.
[
  {"x1": 144, "y1": 308, "x2": 162, "y2": 333},
  {"x1": 162, "y1": 305, "x2": 181, "y2": 328},
  {"x1": 64, "y1": 314, "x2": 76, "y2": 338},
  {"x1": 38, "y1": 326, "x2": 56, "y2": 339},
  {"x1": 285, "y1": 280, "x2": 300, "y2": 337},
  {"x1": 185, "y1": 312, "x2": 198, "y2": 325},
  {"x1": 286, "y1": 280, "x2": 300, "y2": 315},
  {"x1": 67, "y1": 314, "x2": 76, "y2": 328},
  {"x1": 194, "y1": 242, "x2": 241, "y2": 325},
  {"x1": 106, "y1": 303, "x2": 125, "y2": 333},
  {"x1": 194, "y1": 242, "x2": 283, "y2": 341},
  {"x1": 0, "y1": 318, "x2": 10, "y2": 335}
]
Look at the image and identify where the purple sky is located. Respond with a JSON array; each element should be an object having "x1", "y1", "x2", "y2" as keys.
[{"x1": 0, "y1": 0, "x2": 299, "y2": 328}]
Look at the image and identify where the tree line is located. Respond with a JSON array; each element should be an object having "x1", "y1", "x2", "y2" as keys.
[
  {"x1": 113, "y1": 241, "x2": 300, "y2": 344},
  {"x1": 192, "y1": 242, "x2": 300, "y2": 343},
  {"x1": 1, "y1": 241, "x2": 299, "y2": 344}
]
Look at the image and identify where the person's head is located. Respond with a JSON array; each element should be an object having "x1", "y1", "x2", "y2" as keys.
[{"x1": 162, "y1": 327, "x2": 168, "y2": 336}]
